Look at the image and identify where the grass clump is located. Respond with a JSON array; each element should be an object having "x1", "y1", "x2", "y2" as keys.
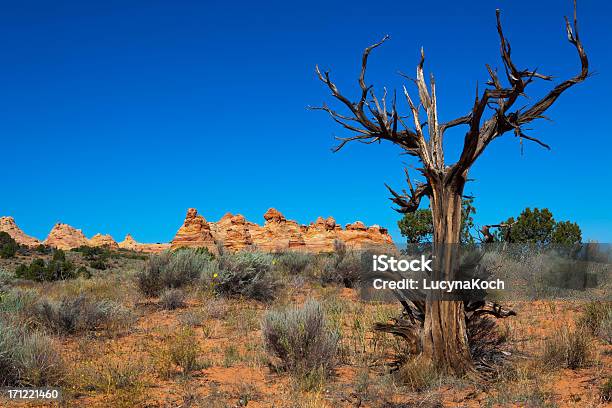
[
  {"x1": 261, "y1": 299, "x2": 338, "y2": 383},
  {"x1": 394, "y1": 355, "x2": 439, "y2": 392},
  {"x1": 76, "y1": 357, "x2": 146, "y2": 408},
  {"x1": 0, "y1": 319, "x2": 64, "y2": 386},
  {"x1": 541, "y1": 326, "x2": 591, "y2": 369},
  {"x1": 136, "y1": 249, "x2": 208, "y2": 296},
  {"x1": 155, "y1": 326, "x2": 204, "y2": 377}
]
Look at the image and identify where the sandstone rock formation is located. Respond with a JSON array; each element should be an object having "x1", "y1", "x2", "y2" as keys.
[
  {"x1": 2, "y1": 207, "x2": 394, "y2": 254},
  {"x1": 209, "y1": 213, "x2": 254, "y2": 252},
  {"x1": 338, "y1": 223, "x2": 393, "y2": 250},
  {"x1": 44, "y1": 223, "x2": 89, "y2": 250},
  {"x1": 170, "y1": 208, "x2": 217, "y2": 253},
  {"x1": 249, "y1": 209, "x2": 306, "y2": 252},
  {"x1": 118, "y1": 234, "x2": 170, "y2": 253},
  {"x1": 89, "y1": 233, "x2": 119, "y2": 249},
  {"x1": 302, "y1": 216, "x2": 340, "y2": 252},
  {"x1": 0, "y1": 216, "x2": 40, "y2": 247},
  {"x1": 170, "y1": 207, "x2": 395, "y2": 253}
]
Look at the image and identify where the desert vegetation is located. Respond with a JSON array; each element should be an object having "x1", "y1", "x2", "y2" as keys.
[{"x1": 0, "y1": 242, "x2": 610, "y2": 407}]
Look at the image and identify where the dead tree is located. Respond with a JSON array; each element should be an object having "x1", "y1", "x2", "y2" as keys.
[{"x1": 313, "y1": 0, "x2": 588, "y2": 375}]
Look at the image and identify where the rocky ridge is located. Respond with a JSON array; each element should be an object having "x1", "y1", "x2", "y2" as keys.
[
  {"x1": 1, "y1": 208, "x2": 395, "y2": 253},
  {"x1": 172, "y1": 208, "x2": 394, "y2": 253}
]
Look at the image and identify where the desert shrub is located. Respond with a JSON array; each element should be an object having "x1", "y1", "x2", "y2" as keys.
[
  {"x1": 31, "y1": 293, "x2": 134, "y2": 335},
  {"x1": 579, "y1": 301, "x2": 612, "y2": 343},
  {"x1": 136, "y1": 249, "x2": 208, "y2": 296},
  {"x1": 0, "y1": 319, "x2": 64, "y2": 386},
  {"x1": 542, "y1": 326, "x2": 591, "y2": 369},
  {"x1": 13, "y1": 330, "x2": 65, "y2": 386},
  {"x1": 207, "y1": 251, "x2": 278, "y2": 301},
  {"x1": 274, "y1": 251, "x2": 313, "y2": 274},
  {"x1": 136, "y1": 251, "x2": 171, "y2": 296},
  {"x1": 159, "y1": 288, "x2": 186, "y2": 310},
  {"x1": 165, "y1": 249, "x2": 209, "y2": 287},
  {"x1": 261, "y1": 299, "x2": 339, "y2": 378},
  {"x1": 0, "y1": 232, "x2": 18, "y2": 259},
  {"x1": 0, "y1": 288, "x2": 38, "y2": 317},
  {"x1": 319, "y1": 250, "x2": 366, "y2": 288}
]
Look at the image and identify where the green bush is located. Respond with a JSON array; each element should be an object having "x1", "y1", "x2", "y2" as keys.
[
  {"x1": 261, "y1": 299, "x2": 339, "y2": 377},
  {"x1": 0, "y1": 232, "x2": 19, "y2": 259},
  {"x1": 208, "y1": 251, "x2": 278, "y2": 301},
  {"x1": 0, "y1": 319, "x2": 64, "y2": 386},
  {"x1": 136, "y1": 249, "x2": 208, "y2": 297},
  {"x1": 15, "y1": 250, "x2": 77, "y2": 282},
  {"x1": 73, "y1": 246, "x2": 110, "y2": 270}
]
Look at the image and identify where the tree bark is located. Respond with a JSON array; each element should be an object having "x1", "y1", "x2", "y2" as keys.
[{"x1": 422, "y1": 172, "x2": 474, "y2": 374}]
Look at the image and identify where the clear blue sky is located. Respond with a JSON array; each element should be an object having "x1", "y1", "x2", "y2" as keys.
[{"x1": 1, "y1": 0, "x2": 610, "y2": 243}]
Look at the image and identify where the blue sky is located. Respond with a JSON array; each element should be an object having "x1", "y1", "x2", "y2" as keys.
[{"x1": 1, "y1": 0, "x2": 610, "y2": 243}]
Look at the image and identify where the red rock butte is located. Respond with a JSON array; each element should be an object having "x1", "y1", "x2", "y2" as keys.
[{"x1": 0, "y1": 208, "x2": 395, "y2": 253}]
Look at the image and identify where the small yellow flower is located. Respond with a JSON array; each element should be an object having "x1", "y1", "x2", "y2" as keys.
[{"x1": 213, "y1": 273, "x2": 218, "y2": 278}]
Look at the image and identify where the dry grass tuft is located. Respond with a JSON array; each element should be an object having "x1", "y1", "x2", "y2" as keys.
[{"x1": 541, "y1": 325, "x2": 592, "y2": 369}]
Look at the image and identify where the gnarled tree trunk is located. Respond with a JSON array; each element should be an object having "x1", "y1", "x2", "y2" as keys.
[{"x1": 422, "y1": 173, "x2": 473, "y2": 374}]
